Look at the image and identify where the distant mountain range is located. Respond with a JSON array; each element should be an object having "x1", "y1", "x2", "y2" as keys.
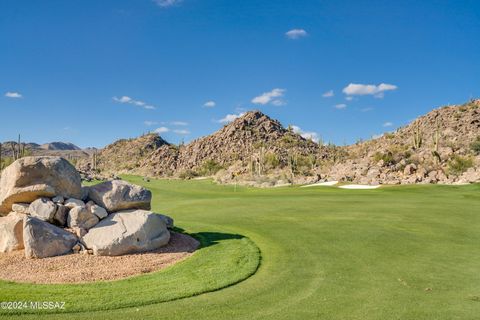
[{"x1": 0, "y1": 141, "x2": 94, "y2": 160}]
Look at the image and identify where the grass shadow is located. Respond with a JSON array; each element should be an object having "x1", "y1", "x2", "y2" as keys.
[{"x1": 171, "y1": 227, "x2": 247, "y2": 249}]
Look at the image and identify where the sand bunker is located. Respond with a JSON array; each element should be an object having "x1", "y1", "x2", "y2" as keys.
[
  {"x1": 338, "y1": 184, "x2": 381, "y2": 189},
  {"x1": 301, "y1": 181, "x2": 339, "y2": 187}
]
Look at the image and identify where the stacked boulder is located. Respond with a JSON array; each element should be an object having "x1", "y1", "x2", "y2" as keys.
[{"x1": 0, "y1": 156, "x2": 172, "y2": 258}]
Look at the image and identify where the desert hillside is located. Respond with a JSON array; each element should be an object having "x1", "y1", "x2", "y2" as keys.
[{"x1": 76, "y1": 99, "x2": 480, "y2": 186}]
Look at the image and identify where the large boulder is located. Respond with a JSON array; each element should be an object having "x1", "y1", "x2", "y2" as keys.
[
  {"x1": 87, "y1": 180, "x2": 152, "y2": 213},
  {"x1": 82, "y1": 209, "x2": 170, "y2": 256},
  {"x1": 28, "y1": 197, "x2": 57, "y2": 222},
  {"x1": 0, "y1": 157, "x2": 82, "y2": 215},
  {"x1": 67, "y1": 206, "x2": 99, "y2": 230},
  {"x1": 0, "y1": 212, "x2": 24, "y2": 252},
  {"x1": 23, "y1": 216, "x2": 78, "y2": 258}
]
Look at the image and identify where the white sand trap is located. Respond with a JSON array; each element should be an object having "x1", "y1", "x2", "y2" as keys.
[
  {"x1": 301, "y1": 181, "x2": 339, "y2": 188},
  {"x1": 339, "y1": 184, "x2": 381, "y2": 190}
]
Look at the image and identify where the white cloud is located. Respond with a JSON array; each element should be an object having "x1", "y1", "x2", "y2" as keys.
[
  {"x1": 291, "y1": 125, "x2": 319, "y2": 143},
  {"x1": 144, "y1": 121, "x2": 158, "y2": 126},
  {"x1": 173, "y1": 129, "x2": 190, "y2": 135},
  {"x1": 334, "y1": 103, "x2": 347, "y2": 110},
  {"x1": 218, "y1": 112, "x2": 246, "y2": 124},
  {"x1": 251, "y1": 88, "x2": 286, "y2": 105},
  {"x1": 154, "y1": 127, "x2": 170, "y2": 133},
  {"x1": 342, "y1": 83, "x2": 397, "y2": 97},
  {"x1": 113, "y1": 96, "x2": 156, "y2": 110},
  {"x1": 345, "y1": 96, "x2": 354, "y2": 101},
  {"x1": 383, "y1": 121, "x2": 393, "y2": 127},
  {"x1": 285, "y1": 29, "x2": 308, "y2": 39},
  {"x1": 153, "y1": 0, "x2": 182, "y2": 7},
  {"x1": 322, "y1": 90, "x2": 334, "y2": 98},
  {"x1": 5, "y1": 92, "x2": 22, "y2": 98},
  {"x1": 361, "y1": 107, "x2": 374, "y2": 112},
  {"x1": 203, "y1": 100, "x2": 216, "y2": 108},
  {"x1": 171, "y1": 121, "x2": 188, "y2": 126}
]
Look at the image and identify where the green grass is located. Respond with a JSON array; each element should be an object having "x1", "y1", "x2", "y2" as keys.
[{"x1": 1, "y1": 177, "x2": 480, "y2": 319}]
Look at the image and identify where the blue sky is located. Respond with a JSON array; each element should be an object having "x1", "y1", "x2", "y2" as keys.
[{"x1": 1, "y1": 0, "x2": 479, "y2": 148}]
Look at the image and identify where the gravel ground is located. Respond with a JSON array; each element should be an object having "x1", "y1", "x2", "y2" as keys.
[{"x1": 0, "y1": 232, "x2": 199, "y2": 284}]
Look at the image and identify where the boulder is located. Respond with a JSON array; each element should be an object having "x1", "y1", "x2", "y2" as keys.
[
  {"x1": 88, "y1": 180, "x2": 152, "y2": 212},
  {"x1": 52, "y1": 196, "x2": 64, "y2": 204},
  {"x1": 28, "y1": 198, "x2": 57, "y2": 222},
  {"x1": 156, "y1": 213, "x2": 174, "y2": 229},
  {"x1": 0, "y1": 157, "x2": 82, "y2": 215},
  {"x1": 23, "y1": 216, "x2": 78, "y2": 258},
  {"x1": 53, "y1": 204, "x2": 68, "y2": 226},
  {"x1": 86, "y1": 202, "x2": 108, "y2": 219},
  {"x1": 11, "y1": 203, "x2": 29, "y2": 214},
  {"x1": 82, "y1": 209, "x2": 170, "y2": 256},
  {"x1": 67, "y1": 206, "x2": 99, "y2": 230},
  {"x1": 0, "y1": 212, "x2": 24, "y2": 252},
  {"x1": 64, "y1": 198, "x2": 85, "y2": 209}
]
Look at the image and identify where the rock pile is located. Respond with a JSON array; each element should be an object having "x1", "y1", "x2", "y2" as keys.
[{"x1": 0, "y1": 156, "x2": 173, "y2": 258}]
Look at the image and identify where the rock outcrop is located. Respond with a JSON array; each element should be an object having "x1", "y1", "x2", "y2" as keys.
[
  {"x1": 82, "y1": 209, "x2": 170, "y2": 256},
  {"x1": 0, "y1": 157, "x2": 82, "y2": 215}
]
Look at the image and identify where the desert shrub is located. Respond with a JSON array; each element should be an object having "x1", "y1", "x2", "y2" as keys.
[
  {"x1": 385, "y1": 133, "x2": 395, "y2": 139},
  {"x1": 179, "y1": 170, "x2": 199, "y2": 180},
  {"x1": 373, "y1": 151, "x2": 395, "y2": 165},
  {"x1": 199, "y1": 160, "x2": 223, "y2": 176},
  {"x1": 447, "y1": 155, "x2": 473, "y2": 176},
  {"x1": 264, "y1": 152, "x2": 280, "y2": 170},
  {"x1": 470, "y1": 136, "x2": 480, "y2": 155}
]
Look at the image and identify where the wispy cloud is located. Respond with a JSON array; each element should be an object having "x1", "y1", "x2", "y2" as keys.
[
  {"x1": 291, "y1": 125, "x2": 319, "y2": 143},
  {"x1": 5, "y1": 91, "x2": 22, "y2": 98},
  {"x1": 144, "y1": 121, "x2": 158, "y2": 126},
  {"x1": 285, "y1": 29, "x2": 308, "y2": 39},
  {"x1": 343, "y1": 83, "x2": 397, "y2": 98},
  {"x1": 173, "y1": 129, "x2": 190, "y2": 135},
  {"x1": 322, "y1": 90, "x2": 334, "y2": 98},
  {"x1": 153, "y1": 0, "x2": 182, "y2": 7},
  {"x1": 251, "y1": 88, "x2": 286, "y2": 106},
  {"x1": 203, "y1": 100, "x2": 216, "y2": 108},
  {"x1": 218, "y1": 112, "x2": 245, "y2": 124},
  {"x1": 334, "y1": 103, "x2": 347, "y2": 110},
  {"x1": 345, "y1": 96, "x2": 354, "y2": 101},
  {"x1": 383, "y1": 121, "x2": 393, "y2": 127},
  {"x1": 171, "y1": 121, "x2": 188, "y2": 126},
  {"x1": 154, "y1": 127, "x2": 169, "y2": 133},
  {"x1": 361, "y1": 107, "x2": 374, "y2": 112},
  {"x1": 113, "y1": 95, "x2": 156, "y2": 110}
]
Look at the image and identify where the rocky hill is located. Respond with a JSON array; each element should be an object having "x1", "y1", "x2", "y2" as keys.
[
  {"x1": 78, "y1": 100, "x2": 480, "y2": 186},
  {"x1": 39, "y1": 142, "x2": 81, "y2": 151},
  {"x1": 326, "y1": 99, "x2": 480, "y2": 184},
  {"x1": 87, "y1": 111, "x2": 342, "y2": 185},
  {"x1": 82, "y1": 133, "x2": 169, "y2": 174}
]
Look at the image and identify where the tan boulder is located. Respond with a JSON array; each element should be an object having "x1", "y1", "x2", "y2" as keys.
[
  {"x1": 0, "y1": 212, "x2": 24, "y2": 252},
  {"x1": 0, "y1": 157, "x2": 82, "y2": 215},
  {"x1": 82, "y1": 209, "x2": 170, "y2": 256},
  {"x1": 23, "y1": 215, "x2": 78, "y2": 259},
  {"x1": 87, "y1": 180, "x2": 151, "y2": 212}
]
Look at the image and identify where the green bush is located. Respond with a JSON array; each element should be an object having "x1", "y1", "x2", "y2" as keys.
[
  {"x1": 470, "y1": 136, "x2": 480, "y2": 155},
  {"x1": 199, "y1": 160, "x2": 223, "y2": 176},
  {"x1": 447, "y1": 155, "x2": 473, "y2": 175},
  {"x1": 264, "y1": 152, "x2": 280, "y2": 170},
  {"x1": 373, "y1": 151, "x2": 395, "y2": 165},
  {"x1": 179, "y1": 170, "x2": 199, "y2": 180}
]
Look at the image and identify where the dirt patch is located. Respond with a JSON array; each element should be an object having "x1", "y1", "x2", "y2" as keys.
[{"x1": 0, "y1": 232, "x2": 199, "y2": 284}]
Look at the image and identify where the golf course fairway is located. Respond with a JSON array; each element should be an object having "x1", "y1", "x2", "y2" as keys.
[{"x1": 1, "y1": 176, "x2": 479, "y2": 319}]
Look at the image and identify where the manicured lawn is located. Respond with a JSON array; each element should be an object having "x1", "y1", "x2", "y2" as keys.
[{"x1": 1, "y1": 177, "x2": 480, "y2": 319}]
